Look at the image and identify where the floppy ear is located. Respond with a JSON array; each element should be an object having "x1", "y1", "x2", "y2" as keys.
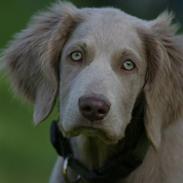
[
  {"x1": 141, "y1": 12, "x2": 183, "y2": 149},
  {"x1": 3, "y1": 2, "x2": 81, "y2": 124}
]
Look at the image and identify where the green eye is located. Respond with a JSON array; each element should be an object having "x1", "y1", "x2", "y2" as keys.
[
  {"x1": 122, "y1": 60, "x2": 136, "y2": 71},
  {"x1": 70, "y1": 51, "x2": 83, "y2": 62}
]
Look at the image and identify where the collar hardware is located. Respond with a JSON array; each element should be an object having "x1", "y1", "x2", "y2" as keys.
[{"x1": 63, "y1": 157, "x2": 81, "y2": 183}]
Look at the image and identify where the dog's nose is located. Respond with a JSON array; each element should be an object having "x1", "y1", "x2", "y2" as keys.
[{"x1": 78, "y1": 95, "x2": 111, "y2": 121}]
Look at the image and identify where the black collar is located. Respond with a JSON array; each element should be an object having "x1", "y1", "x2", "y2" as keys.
[{"x1": 50, "y1": 92, "x2": 149, "y2": 183}]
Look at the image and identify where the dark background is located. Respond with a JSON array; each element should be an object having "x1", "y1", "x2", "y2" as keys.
[{"x1": 0, "y1": 0, "x2": 182, "y2": 182}]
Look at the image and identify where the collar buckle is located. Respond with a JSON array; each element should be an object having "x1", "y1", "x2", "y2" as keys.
[{"x1": 63, "y1": 157, "x2": 81, "y2": 183}]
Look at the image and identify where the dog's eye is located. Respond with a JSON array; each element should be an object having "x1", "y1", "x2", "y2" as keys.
[
  {"x1": 70, "y1": 51, "x2": 83, "y2": 62},
  {"x1": 121, "y1": 59, "x2": 136, "y2": 71}
]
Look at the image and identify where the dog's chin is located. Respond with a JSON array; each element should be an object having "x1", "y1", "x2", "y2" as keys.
[{"x1": 63, "y1": 126, "x2": 121, "y2": 144}]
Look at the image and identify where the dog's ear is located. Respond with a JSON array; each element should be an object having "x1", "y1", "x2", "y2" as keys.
[
  {"x1": 3, "y1": 2, "x2": 81, "y2": 124},
  {"x1": 140, "y1": 12, "x2": 183, "y2": 149}
]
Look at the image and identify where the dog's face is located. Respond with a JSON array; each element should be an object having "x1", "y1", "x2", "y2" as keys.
[
  {"x1": 4, "y1": 2, "x2": 183, "y2": 148},
  {"x1": 59, "y1": 10, "x2": 147, "y2": 143}
]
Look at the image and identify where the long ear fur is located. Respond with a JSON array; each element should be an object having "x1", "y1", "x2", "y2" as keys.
[
  {"x1": 141, "y1": 12, "x2": 183, "y2": 148},
  {"x1": 2, "y1": 2, "x2": 81, "y2": 124}
]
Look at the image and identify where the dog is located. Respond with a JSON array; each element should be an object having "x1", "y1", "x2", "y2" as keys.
[{"x1": 2, "y1": 2, "x2": 183, "y2": 183}]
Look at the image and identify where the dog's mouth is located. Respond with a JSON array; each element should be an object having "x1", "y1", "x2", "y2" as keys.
[{"x1": 64, "y1": 126, "x2": 120, "y2": 144}]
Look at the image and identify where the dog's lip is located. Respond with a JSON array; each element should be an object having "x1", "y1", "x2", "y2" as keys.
[{"x1": 64, "y1": 126, "x2": 119, "y2": 144}]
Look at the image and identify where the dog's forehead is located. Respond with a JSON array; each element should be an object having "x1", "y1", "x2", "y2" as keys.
[{"x1": 70, "y1": 8, "x2": 146, "y2": 54}]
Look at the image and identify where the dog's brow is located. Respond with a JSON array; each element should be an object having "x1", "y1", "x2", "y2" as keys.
[
  {"x1": 66, "y1": 41, "x2": 88, "y2": 51},
  {"x1": 120, "y1": 48, "x2": 142, "y2": 64}
]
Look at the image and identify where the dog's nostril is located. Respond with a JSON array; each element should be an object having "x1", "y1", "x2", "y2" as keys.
[
  {"x1": 98, "y1": 109, "x2": 106, "y2": 115},
  {"x1": 78, "y1": 95, "x2": 111, "y2": 121},
  {"x1": 82, "y1": 106, "x2": 92, "y2": 112}
]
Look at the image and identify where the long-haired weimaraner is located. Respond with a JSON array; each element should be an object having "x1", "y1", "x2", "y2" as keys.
[{"x1": 2, "y1": 2, "x2": 183, "y2": 183}]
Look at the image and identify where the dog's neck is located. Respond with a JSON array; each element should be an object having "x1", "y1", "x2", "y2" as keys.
[{"x1": 71, "y1": 135, "x2": 120, "y2": 170}]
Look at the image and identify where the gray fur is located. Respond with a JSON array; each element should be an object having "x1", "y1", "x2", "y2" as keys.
[{"x1": 2, "y1": 2, "x2": 183, "y2": 183}]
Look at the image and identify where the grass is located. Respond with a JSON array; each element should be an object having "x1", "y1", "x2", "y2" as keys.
[{"x1": 0, "y1": 76, "x2": 57, "y2": 183}]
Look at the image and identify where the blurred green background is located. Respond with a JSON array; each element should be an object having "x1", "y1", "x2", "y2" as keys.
[{"x1": 0, "y1": 0, "x2": 182, "y2": 183}]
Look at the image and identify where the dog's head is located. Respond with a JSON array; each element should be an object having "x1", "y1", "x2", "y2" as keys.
[{"x1": 3, "y1": 2, "x2": 183, "y2": 148}]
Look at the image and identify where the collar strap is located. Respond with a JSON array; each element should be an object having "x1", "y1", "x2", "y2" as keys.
[{"x1": 50, "y1": 92, "x2": 149, "y2": 183}]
